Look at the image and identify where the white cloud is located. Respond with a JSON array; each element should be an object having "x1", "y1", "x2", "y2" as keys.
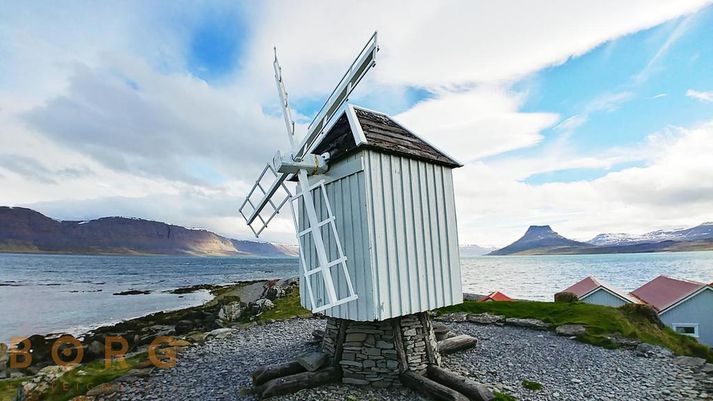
[
  {"x1": 686, "y1": 89, "x2": 713, "y2": 102},
  {"x1": 1, "y1": 0, "x2": 712, "y2": 245},
  {"x1": 455, "y1": 121, "x2": 713, "y2": 247}
]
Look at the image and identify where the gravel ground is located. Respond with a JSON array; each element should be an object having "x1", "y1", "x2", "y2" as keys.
[
  {"x1": 97, "y1": 318, "x2": 713, "y2": 401},
  {"x1": 442, "y1": 322, "x2": 713, "y2": 401}
]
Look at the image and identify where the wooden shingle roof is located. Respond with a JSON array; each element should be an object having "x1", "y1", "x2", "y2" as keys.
[{"x1": 313, "y1": 106, "x2": 461, "y2": 168}]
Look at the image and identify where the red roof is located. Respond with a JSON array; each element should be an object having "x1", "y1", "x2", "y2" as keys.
[
  {"x1": 480, "y1": 291, "x2": 512, "y2": 302},
  {"x1": 630, "y1": 276, "x2": 706, "y2": 312},
  {"x1": 562, "y1": 276, "x2": 601, "y2": 298}
]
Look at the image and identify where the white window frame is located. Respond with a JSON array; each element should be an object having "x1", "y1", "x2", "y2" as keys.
[{"x1": 672, "y1": 323, "x2": 699, "y2": 338}]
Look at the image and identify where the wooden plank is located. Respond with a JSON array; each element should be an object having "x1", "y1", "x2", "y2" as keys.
[
  {"x1": 332, "y1": 319, "x2": 348, "y2": 369},
  {"x1": 391, "y1": 318, "x2": 408, "y2": 373},
  {"x1": 252, "y1": 361, "x2": 306, "y2": 386},
  {"x1": 400, "y1": 371, "x2": 469, "y2": 401},
  {"x1": 437, "y1": 335, "x2": 477, "y2": 355},
  {"x1": 257, "y1": 367, "x2": 339, "y2": 398},
  {"x1": 427, "y1": 366, "x2": 494, "y2": 401},
  {"x1": 418, "y1": 312, "x2": 439, "y2": 366}
]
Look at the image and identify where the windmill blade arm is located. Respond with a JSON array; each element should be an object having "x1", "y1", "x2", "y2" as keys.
[{"x1": 294, "y1": 31, "x2": 379, "y2": 160}]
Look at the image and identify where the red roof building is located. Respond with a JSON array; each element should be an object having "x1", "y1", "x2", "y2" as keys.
[
  {"x1": 561, "y1": 276, "x2": 636, "y2": 305},
  {"x1": 479, "y1": 291, "x2": 512, "y2": 302},
  {"x1": 630, "y1": 276, "x2": 707, "y2": 312}
]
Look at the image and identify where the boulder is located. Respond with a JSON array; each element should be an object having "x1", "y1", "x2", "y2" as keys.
[
  {"x1": 0, "y1": 343, "x2": 8, "y2": 379},
  {"x1": 206, "y1": 328, "x2": 234, "y2": 340},
  {"x1": 467, "y1": 313, "x2": 505, "y2": 325},
  {"x1": 174, "y1": 320, "x2": 195, "y2": 335},
  {"x1": 555, "y1": 324, "x2": 586, "y2": 337},
  {"x1": 218, "y1": 301, "x2": 247, "y2": 325},
  {"x1": 674, "y1": 356, "x2": 707, "y2": 368},
  {"x1": 297, "y1": 352, "x2": 329, "y2": 372},
  {"x1": 702, "y1": 363, "x2": 713, "y2": 374},
  {"x1": 250, "y1": 299, "x2": 275, "y2": 316},
  {"x1": 635, "y1": 343, "x2": 673, "y2": 358},
  {"x1": 86, "y1": 382, "x2": 122, "y2": 397},
  {"x1": 505, "y1": 318, "x2": 549, "y2": 331},
  {"x1": 185, "y1": 331, "x2": 208, "y2": 343},
  {"x1": 15, "y1": 365, "x2": 73, "y2": 401}
]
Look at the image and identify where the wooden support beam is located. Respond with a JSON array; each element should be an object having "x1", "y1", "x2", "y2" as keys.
[
  {"x1": 418, "y1": 312, "x2": 440, "y2": 366},
  {"x1": 400, "y1": 371, "x2": 469, "y2": 401},
  {"x1": 437, "y1": 335, "x2": 477, "y2": 355},
  {"x1": 427, "y1": 366, "x2": 494, "y2": 401},
  {"x1": 257, "y1": 367, "x2": 339, "y2": 398},
  {"x1": 332, "y1": 318, "x2": 348, "y2": 368},
  {"x1": 251, "y1": 361, "x2": 306, "y2": 386},
  {"x1": 391, "y1": 317, "x2": 409, "y2": 373}
]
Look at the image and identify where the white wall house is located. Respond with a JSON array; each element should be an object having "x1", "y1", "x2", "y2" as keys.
[
  {"x1": 631, "y1": 276, "x2": 713, "y2": 347},
  {"x1": 560, "y1": 276, "x2": 636, "y2": 307}
]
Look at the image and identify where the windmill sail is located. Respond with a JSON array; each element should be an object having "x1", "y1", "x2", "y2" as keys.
[{"x1": 239, "y1": 32, "x2": 378, "y2": 313}]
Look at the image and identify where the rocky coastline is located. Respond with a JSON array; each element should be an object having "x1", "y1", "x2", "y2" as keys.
[{"x1": 2, "y1": 285, "x2": 713, "y2": 400}]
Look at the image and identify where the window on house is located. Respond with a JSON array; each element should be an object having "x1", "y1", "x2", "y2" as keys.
[{"x1": 672, "y1": 324, "x2": 699, "y2": 338}]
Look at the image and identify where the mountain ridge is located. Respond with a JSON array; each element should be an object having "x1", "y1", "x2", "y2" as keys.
[
  {"x1": 0, "y1": 206, "x2": 297, "y2": 257},
  {"x1": 491, "y1": 222, "x2": 713, "y2": 255}
]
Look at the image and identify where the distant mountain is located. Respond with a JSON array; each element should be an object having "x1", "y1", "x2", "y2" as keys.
[
  {"x1": 489, "y1": 225, "x2": 589, "y2": 255},
  {"x1": 590, "y1": 222, "x2": 713, "y2": 246},
  {"x1": 491, "y1": 222, "x2": 713, "y2": 256},
  {"x1": 0, "y1": 207, "x2": 297, "y2": 257},
  {"x1": 459, "y1": 244, "x2": 497, "y2": 257}
]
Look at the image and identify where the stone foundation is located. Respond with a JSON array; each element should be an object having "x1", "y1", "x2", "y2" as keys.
[{"x1": 321, "y1": 312, "x2": 440, "y2": 388}]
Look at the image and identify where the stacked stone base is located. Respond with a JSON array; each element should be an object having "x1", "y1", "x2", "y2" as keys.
[{"x1": 321, "y1": 312, "x2": 440, "y2": 388}]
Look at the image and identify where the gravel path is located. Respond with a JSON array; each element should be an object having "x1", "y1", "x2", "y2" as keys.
[{"x1": 97, "y1": 318, "x2": 713, "y2": 401}]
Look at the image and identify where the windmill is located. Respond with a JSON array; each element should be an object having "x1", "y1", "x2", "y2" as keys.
[
  {"x1": 239, "y1": 32, "x2": 378, "y2": 313},
  {"x1": 242, "y1": 33, "x2": 483, "y2": 398}
]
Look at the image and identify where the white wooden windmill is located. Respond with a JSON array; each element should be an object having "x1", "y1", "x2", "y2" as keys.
[
  {"x1": 239, "y1": 32, "x2": 463, "y2": 322},
  {"x1": 243, "y1": 33, "x2": 492, "y2": 399}
]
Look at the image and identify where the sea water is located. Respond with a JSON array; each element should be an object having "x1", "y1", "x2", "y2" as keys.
[{"x1": 1, "y1": 251, "x2": 712, "y2": 343}]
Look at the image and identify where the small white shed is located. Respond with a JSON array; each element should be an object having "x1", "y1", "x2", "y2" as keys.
[{"x1": 296, "y1": 105, "x2": 463, "y2": 321}]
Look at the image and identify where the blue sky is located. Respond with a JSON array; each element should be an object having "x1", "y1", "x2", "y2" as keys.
[{"x1": 2, "y1": 1, "x2": 713, "y2": 246}]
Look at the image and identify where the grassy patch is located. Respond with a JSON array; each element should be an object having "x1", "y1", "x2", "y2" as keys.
[
  {"x1": 0, "y1": 377, "x2": 29, "y2": 401},
  {"x1": 44, "y1": 353, "x2": 147, "y2": 401},
  {"x1": 438, "y1": 300, "x2": 713, "y2": 361},
  {"x1": 258, "y1": 289, "x2": 310, "y2": 321},
  {"x1": 493, "y1": 391, "x2": 517, "y2": 401},
  {"x1": 521, "y1": 379, "x2": 543, "y2": 391}
]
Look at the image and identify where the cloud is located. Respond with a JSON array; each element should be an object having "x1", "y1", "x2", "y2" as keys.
[
  {"x1": 454, "y1": 121, "x2": 713, "y2": 246},
  {"x1": 395, "y1": 87, "x2": 559, "y2": 163},
  {"x1": 686, "y1": 89, "x2": 713, "y2": 102},
  {"x1": 2, "y1": 0, "x2": 713, "y2": 245},
  {"x1": 22, "y1": 59, "x2": 286, "y2": 185}
]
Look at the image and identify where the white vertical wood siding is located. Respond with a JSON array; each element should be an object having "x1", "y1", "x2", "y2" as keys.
[
  {"x1": 660, "y1": 288, "x2": 713, "y2": 346},
  {"x1": 298, "y1": 155, "x2": 376, "y2": 320},
  {"x1": 581, "y1": 289, "x2": 629, "y2": 307},
  {"x1": 363, "y1": 150, "x2": 462, "y2": 321}
]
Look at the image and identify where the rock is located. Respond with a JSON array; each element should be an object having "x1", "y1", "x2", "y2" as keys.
[
  {"x1": 69, "y1": 396, "x2": 96, "y2": 401},
  {"x1": 607, "y1": 334, "x2": 640, "y2": 348},
  {"x1": 263, "y1": 280, "x2": 286, "y2": 300},
  {"x1": 312, "y1": 329, "x2": 325, "y2": 341},
  {"x1": 206, "y1": 328, "x2": 234, "y2": 340},
  {"x1": 463, "y1": 293, "x2": 484, "y2": 301},
  {"x1": 467, "y1": 313, "x2": 505, "y2": 325},
  {"x1": 297, "y1": 352, "x2": 328, "y2": 372},
  {"x1": 218, "y1": 301, "x2": 246, "y2": 325},
  {"x1": 0, "y1": 343, "x2": 8, "y2": 379},
  {"x1": 555, "y1": 324, "x2": 586, "y2": 336},
  {"x1": 86, "y1": 382, "x2": 123, "y2": 396},
  {"x1": 635, "y1": 343, "x2": 673, "y2": 358},
  {"x1": 702, "y1": 363, "x2": 713, "y2": 374},
  {"x1": 674, "y1": 356, "x2": 707, "y2": 368},
  {"x1": 86, "y1": 340, "x2": 104, "y2": 359},
  {"x1": 249, "y1": 298, "x2": 275, "y2": 315},
  {"x1": 174, "y1": 320, "x2": 195, "y2": 335},
  {"x1": 505, "y1": 318, "x2": 549, "y2": 330},
  {"x1": 185, "y1": 331, "x2": 207, "y2": 343},
  {"x1": 15, "y1": 365, "x2": 73, "y2": 401}
]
